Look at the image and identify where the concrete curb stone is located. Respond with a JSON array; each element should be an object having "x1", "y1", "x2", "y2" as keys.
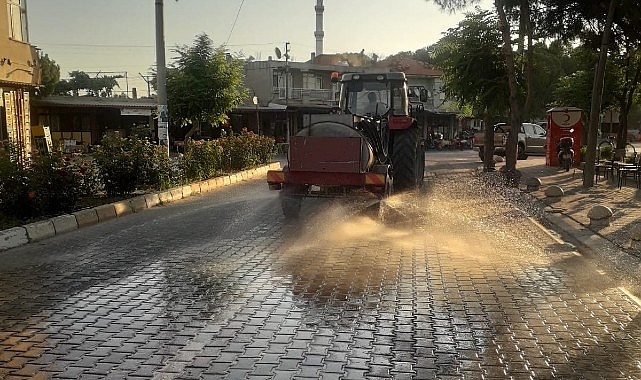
[
  {"x1": 24, "y1": 220, "x2": 56, "y2": 242},
  {"x1": 145, "y1": 193, "x2": 161, "y2": 208},
  {"x1": 158, "y1": 191, "x2": 173, "y2": 204},
  {"x1": 181, "y1": 185, "x2": 192, "y2": 198},
  {"x1": 0, "y1": 227, "x2": 28, "y2": 250},
  {"x1": 73, "y1": 209, "x2": 99, "y2": 228},
  {"x1": 51, "y1": 214, "x2": 78, "y2": 234},
  {"x1": 95, "y1": 204, "x2": 117, "y2": 221},
  {"x1": 113, "y1": 201, "x2": 133, "y2": 217},
  {"x1": 170, "y1": 188, "x2": 183, "y2": 200},
  {"x1": 128, "y1": 196, "x2": 148, "y2": 212}
]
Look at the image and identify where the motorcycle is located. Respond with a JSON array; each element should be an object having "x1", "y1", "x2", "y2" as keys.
[{"x1": 558, "y1": 136, "x2": 574, "y2": 171}]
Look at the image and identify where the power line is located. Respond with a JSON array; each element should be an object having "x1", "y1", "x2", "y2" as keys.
[
  {"x1": 225, "y1": 0, "x2": 246, "y2": 46},
  {"x1": 32, "y1": 42, "x2": 154, "y2": 48}
]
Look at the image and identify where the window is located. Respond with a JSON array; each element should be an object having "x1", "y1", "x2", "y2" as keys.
[
  {"x1": 302, "y1": 73, "x2": 321, "y2": 90},
  {"x1": 7, "y1": 0, "x2": 28, "y2": 42},
  {"x1": 533, "y1": 124, "x2": 546, "y2": 137}
]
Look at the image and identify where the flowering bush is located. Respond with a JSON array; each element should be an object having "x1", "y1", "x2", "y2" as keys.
[
  {"x1": 0, "y1": 145, "x2": 30, "y2": 218},
  {"x1": 179, "y1": 131, "x2": 275, "y2": 180},
  {"x1": 0, "y1": 145, "x2": 90, "y2": 219},
  {"x1": 179, "y1": 139, "x2": 222, "y2": 182},
  {"x1": 27, "y1": 152, "x2": 83, "y2": 216},
  {"x1": 92, "y1": 133, "x2": 171, "y2": 196},
  {"x1": 218, "y1": 130, "x2": 275, "y2": 173}
]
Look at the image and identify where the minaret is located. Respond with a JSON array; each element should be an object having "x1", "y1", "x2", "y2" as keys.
[{"x1": 314, "y1": 0, "x2": 324, "y2": 56}]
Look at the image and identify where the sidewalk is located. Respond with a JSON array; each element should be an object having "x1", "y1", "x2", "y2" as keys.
[{"x1": 514, "y1": 156, "x2": 641, "y2": 295}]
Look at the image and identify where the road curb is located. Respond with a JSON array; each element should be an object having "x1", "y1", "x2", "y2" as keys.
[
  {"x1": 0, "y1": 227, "x2": 29, "y2": 251},
  {"x1": 0, "y1": 162, "x2": 281, "y2": 251}
]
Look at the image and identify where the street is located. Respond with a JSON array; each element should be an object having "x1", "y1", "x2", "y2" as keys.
[{"x1": 1, "y1": 150, "x2": 640, "y2": 379}]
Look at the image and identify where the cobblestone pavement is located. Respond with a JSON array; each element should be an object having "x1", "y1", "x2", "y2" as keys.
[{"x1": 0, "y1": 152, "x2": 640, "y2": 379}]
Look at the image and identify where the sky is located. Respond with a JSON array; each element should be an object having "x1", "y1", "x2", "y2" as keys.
[{"x1": 26, "y1": 0, "x2": 493, "y2": 96}]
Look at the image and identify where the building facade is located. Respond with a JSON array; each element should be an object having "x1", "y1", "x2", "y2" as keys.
[
  {"x1": 0, "y1": 0, "x2": 40, "y2": 160},
  {"x1": 31, "y1": 96, "x2": 156, "y2": 152}
]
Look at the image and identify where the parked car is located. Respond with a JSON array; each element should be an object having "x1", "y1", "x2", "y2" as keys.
[{"x1": 474, "y1": 122, "x2": 547, "y2": 160}]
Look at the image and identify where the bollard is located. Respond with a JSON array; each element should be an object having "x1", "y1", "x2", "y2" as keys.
[
  {"x1": 630, "y1": 226, "x2": 641, "y2": 254},
  {"x1": 525, "y1": 177, "x2": 542, "y2": 192},
  {"x1": 544, "y1": 185, "x2": 564, "y2": 202},
  {"x1": 587, "y1": 205, "x2": 613, "y2": 228}
]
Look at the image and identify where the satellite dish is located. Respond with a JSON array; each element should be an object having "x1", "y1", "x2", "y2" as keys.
[{"x1": 275, "y1": 47, "x2": 282, "y2": 59}]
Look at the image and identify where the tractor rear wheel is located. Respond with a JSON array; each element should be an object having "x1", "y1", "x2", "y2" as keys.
[
  {"x1": 392, "y1": 128, "x2": 423, "y2": 191},
  {"x1": 280, "y1": 184, "x2": 305, "y2": 218}
]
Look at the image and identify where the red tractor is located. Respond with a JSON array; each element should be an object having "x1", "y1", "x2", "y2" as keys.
[{"x1": 267, "y1": 72, "x2": 425, "y2": 217}]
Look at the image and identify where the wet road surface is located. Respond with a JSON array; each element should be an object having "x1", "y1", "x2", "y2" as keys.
[{"x1": 0, "y1": 150, "x2": 640, "y2": 379}]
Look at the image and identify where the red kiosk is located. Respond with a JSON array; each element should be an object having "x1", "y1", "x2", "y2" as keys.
[{"x1": 546, "y1": 107, "x2": 583, "y2": 167}]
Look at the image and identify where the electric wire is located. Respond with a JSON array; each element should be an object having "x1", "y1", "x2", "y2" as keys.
[{"x1": 225, "y1": 0, "x2": 246, "y2": 46}]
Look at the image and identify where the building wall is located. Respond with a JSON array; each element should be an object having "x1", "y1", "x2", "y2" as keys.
[
  {"x1": 1, "y1": 0, "x2": 40, "y2": 161},
  {"x1": 0, "y1": 0, "x2": 40, "y2": 87}
]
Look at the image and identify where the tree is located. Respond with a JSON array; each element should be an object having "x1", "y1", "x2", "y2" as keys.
[
  {"x1": 53, "y1": 71, "x2": 121, "y2": 97},
  {"x1": 166, "y1": 33, "x2": 248, "y2": 140},
  {"x1": 427, "y1": 0, "x2": 531, "y2": 178},
  {"x1": 538, "y1": 42, "x2": 592, "y2": 118},
  {"x1": 36, "y1": 52, "x2": 60, "y2": 97},
  {"x1": 538, "y1": 0, "x2": 641, "y2": 187},
  {"x1": 607, "y1": 32, "x2": 641, "y2": 152},
  {"x1": 431, "y1": 9, "x2": 510, "y2": 171}
]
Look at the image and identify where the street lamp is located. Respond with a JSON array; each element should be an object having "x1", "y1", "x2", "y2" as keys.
[{"x1": 252, "y1": 94, "x2": 260, "y2": 135}]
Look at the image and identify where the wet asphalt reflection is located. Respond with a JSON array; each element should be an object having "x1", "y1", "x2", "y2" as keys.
[{"x1": 0, "y1": 164, "x2": 640, "y2": 379}]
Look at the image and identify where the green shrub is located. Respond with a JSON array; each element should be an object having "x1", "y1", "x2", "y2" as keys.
[
  {"x1": 599, "y1": 144, "x2": 614, "y2": 160},
  {"x1": 92, "y1": 133, "x2": 171, "y2": 196},
  {"x1": 0, "y1": 145, "x2": 30, "y2": 218},
  {"x1": 28, "y1": 152, "x2": 83, "y2": 216},
  {"x1": 179, "y1": 139, "x2": 222, "y2": 182},
  {"x1": 218, "y1": 130, "x2": 275, "y2": 173},
  {"x1": 0, "y1": 146, "x2": 89, "y2": 219}
]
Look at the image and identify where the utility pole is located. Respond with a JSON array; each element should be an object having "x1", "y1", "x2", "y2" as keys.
[
  {"x1": 155, "y1": 0, "x2": 169, "y2": 155},
  {"x1": 139, "y1": 73, "x2": 152, "y2": 98},
  {"x1": 285, "y1": 42, "x2": 290, "y2": 144}
]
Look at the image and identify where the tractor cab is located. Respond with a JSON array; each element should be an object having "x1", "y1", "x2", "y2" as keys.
[{"x1": 337, "y1": 72, "x2": 410, "y2": 119}]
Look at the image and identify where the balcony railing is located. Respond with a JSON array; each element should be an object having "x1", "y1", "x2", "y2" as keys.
[{"x1": 274, "y1": 87, "x2": 337, "y2": 104}]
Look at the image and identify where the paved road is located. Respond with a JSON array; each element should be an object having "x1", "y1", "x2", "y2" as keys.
[{"x1": 0, "y1": 151, "x2": 640, "y2": 379}]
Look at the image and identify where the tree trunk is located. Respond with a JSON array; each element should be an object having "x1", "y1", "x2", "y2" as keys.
[
  {"x1": 523, "y1": 0, "x2": 535, "y2": 121},
  {"x1": 483, "y1": 114, "x2": 495, "y2": 172},
  {"x1": 495, "y1": 0, "x2": 520, "y2": 176},
  {"x1": 184, "y1": 119, "x2": 200, "y2": 140},
  {"x1": 616, "y1": 56, "x2": 641, "y2": 155},
  {"x1": 583, "y1": 0, "x2": 617, "y2": 188}
]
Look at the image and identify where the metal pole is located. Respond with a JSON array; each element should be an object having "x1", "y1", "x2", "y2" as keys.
[
  {"x1": 155, "y1": 0, "x2": 169, "y2": 155},
  {"x1": 253, "y1": 94, "x2": 260, "y2": 135},
  {"x1": 285, "y1": 42, "x2": 290, "y2": 144},
  {"x1": 256, "y1": 104, "x2": 260, "y2": 136}
]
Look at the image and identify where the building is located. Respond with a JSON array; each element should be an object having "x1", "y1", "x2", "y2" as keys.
[
  {"x1": 30, "y1": 96, "x2": 156, "y2": 152},
  {"x1": 0, "y1": 0, "x2": 40, "y2": 160}
]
